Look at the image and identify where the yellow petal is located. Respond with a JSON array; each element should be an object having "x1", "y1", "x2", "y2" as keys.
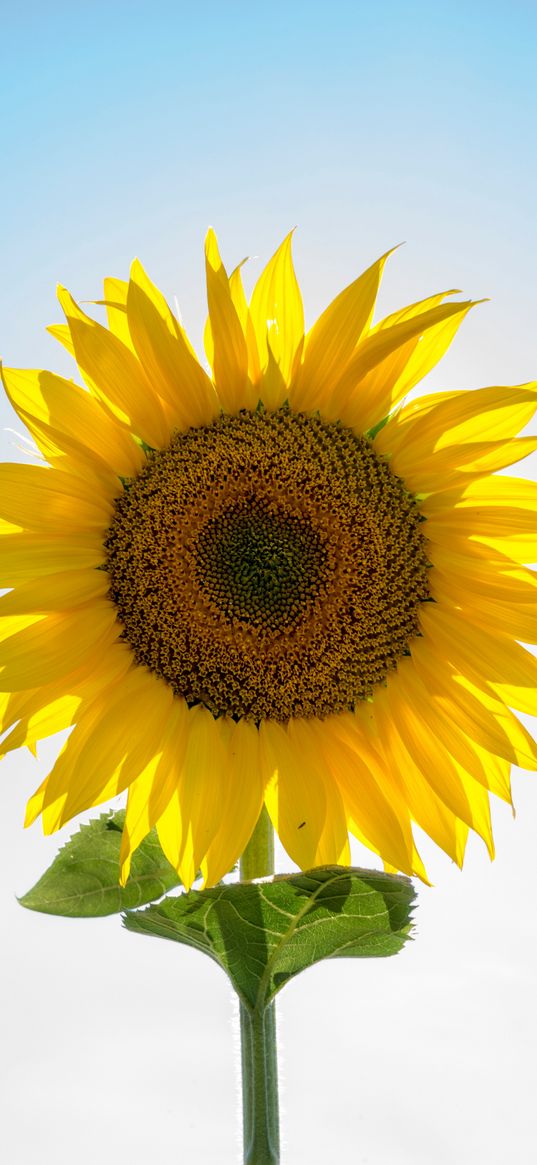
[
  {"x1": 372, "y1": 289, "x2": 459, "y2": 330},
  {"x1": 260, "y1": 719, "x2": 346, "y2": 868},
  {"x1": 127, "y1": 259, "x2": 219, "y2": 428},
  {"x1": 174, "y1": 704, "x2": 230, "y2": 889},
  {"x1": 290, "y1": 247, "x2": 394, "y2": 411},
  {"x1": 249, "y1": 231, "x2": 304, "y2": 387},
  {"x1": 394, "y1": 664, "x2": 495, "y2": 793},
  {"x1": 431, "y1": 578, "x2": 537, "y2": 644},
  {"x1": 84, "y1": 278, "x2": 136, "y2": 352},
  {"x1": 423, "y1": 478, "x2": 537, "y2": 562},
  {"x1": 47, "y1": 323, "x2": 75, "y2": 357},
  {"x1": 447, "y1": 435, "x2": 537, "y2": 477},
  {"x1": 410, "y1": 647, "x2": 537, "y2": 777},
  {"x1": 375, "y1": 676, "x2": 494, "y2": 854},
  {"x1": 228, "y1": 260, "x2": 249, "y2": 328},
  {"x1": 419, "y1": 603, "x2": 537, "y2": 715},
  {"x1": 327, "y1": 298, "x2": 477, "y2": 429},
  {"x1": 118, "y1": 753, "x2": 163, "y2": 884},
  {"x1": 57, "y1": 286, "x2": 170, "y2": 447},
  {"x1": 424, "y1": 473, "x2": 537, "y2": 512},
  {"x1": 383, "y1": 436, "x2": 537, "y2": 494},
  {"x1": 0, "y1": 689, "x2": 23, "y2": 734},
  {"x1": 425, "y1": 507, "x2": 537, "y2": 560},
  {"x1": 0, "y1": 603, "x2": 119, "y2": 689},
  {"x1": 200, "y1": 718, "x2": 266, "y2": 887},
  {"x1": 428, "y1": 528, "x2": 535, "y2": 570},
  {"x1": 41, "y1": 669, "x2": 174, "y2": 832},
  {"x1": 0, "y1": 568, "x2": 109, "y2": 615},
  {"x1": 287, "y1": 718, "x2": 350, "y2": 865},
  {"x1": 203, "y1": 312, "x2": 214, "y2": 371},
  {"x1": 1, "y1": 693, "x2": 82, "y2": 759},
  {"x1": 204, "y1": 229, "x2": 252, "y2": 412},
  {"x1": 396, "y1": 657, "x2": 516, "y2": 800},
  {"x1": 0, "y1": 366, "x2": 144, "y2": 480},
  {"x1": 377, "y1": 383, "x2": 537, "y2": 482},
  {"x1": 0, "y1": 532, "x2": 105, "y2": 585},
  {"x1": 0, "y1": 463, "x2": 112, "y2": 532},
  {"x1": 429, "y1": 544, "x2": 537, "y2": 602},
  {"x1": 1, "y1": 638, "x2": 132, "y2": 741},
  {"x1": 102, "y1": 277, "x2": 134, "y2": 349},
  {"x1": 393, "y1": 382, "x2": 537, "y2": 447},
  {"x1": 155, "y1": 789, "x2": 185, "y2": 876},
  {"x1": 375, "y1": 306, "x2": 473, "y2": 402},
  {"x1": 363, "y1": 697, "x2": 469, "y2": 867},
  {"x1": 258, "y1": 345, "x2": 288, "y2": 411},
  {"x1": 333, "y1": 291, "x2": 459, "y2": 430},
  {"x1": 25, "y1": 778, "x2": 49, "y2": 827},
  {"x1": 228, "y1": 261, "x2": 262, "y2": 383},
  {"x1": 119, "y1": 699, "x2": 190, "y2": 883},
  {"x1": 0, "y1": 613, "x2": 42, "y2": 643},
  {"x1": 457, "y1": 676, "x2": 536, "y2": 779},
  {"x1": 309, "y1": 714, "x2": 419, "y2": 875}
]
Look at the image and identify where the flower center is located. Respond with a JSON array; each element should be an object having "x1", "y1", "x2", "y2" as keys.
[
  {"x1": 104, "y1": 407, "x2": 431, "y2": 720},
  {"x1": 194, "y1": 499, "x2": 329, "y2": 631}
]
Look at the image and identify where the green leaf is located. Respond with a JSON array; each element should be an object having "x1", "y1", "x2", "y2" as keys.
[
  {"x1": 18, "y1": 811, "x2": 181, "y2": 917},
  {"x1": 123, "y1": 866, "x2": 416, "y2": 1009}
]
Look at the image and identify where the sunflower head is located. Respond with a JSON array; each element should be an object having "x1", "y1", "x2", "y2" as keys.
[{"x1": 2, "y1": 230, "x2": 536, "y2": 890}]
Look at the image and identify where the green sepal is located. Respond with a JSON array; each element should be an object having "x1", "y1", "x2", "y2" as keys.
[
  {"x1": 18, "y1": 810, "x2": 181, "y2": 917},
  {"x1": 123, "y1": 866, "x2": 416, "y2": 1010},
  {"x1": 366, "y1": 412, "x2": 391, "y2": 440}
]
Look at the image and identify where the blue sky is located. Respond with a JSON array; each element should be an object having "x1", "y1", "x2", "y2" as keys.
[
  {"x1": 1, "y1": 4, "x2": 537, "y2": 1164},
  {"x1": 2, "y1": 1, "x2": 536, "y2": 371}
]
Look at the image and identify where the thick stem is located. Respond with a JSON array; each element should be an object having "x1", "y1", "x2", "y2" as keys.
[
  {"x1": 239, "y1": 1003, "x2": 280, "y2": 1165},
  {"x1": 239, "y1": 808, "x2": 280, "y2": 1165}
]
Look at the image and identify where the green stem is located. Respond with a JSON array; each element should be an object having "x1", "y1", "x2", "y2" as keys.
[
  {"x1": 239, "y1": 1004, "x2": 280, "y2": 1165},
  {"x1": 240, "y1": 804, "x2": 274, "y2": 881},
  {"x1": 239, "y1": 808, "x2": 280, "y2": 1165}
]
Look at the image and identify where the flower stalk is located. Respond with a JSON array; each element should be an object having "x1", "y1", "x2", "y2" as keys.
[{"x1": 239, "y1": 808, "x2": 280, "y2": 1165}]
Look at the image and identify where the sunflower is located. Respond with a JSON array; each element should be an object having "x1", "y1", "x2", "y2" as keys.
[{"x1": 1, "y1": 231, "x2": 537, "y2": 889}]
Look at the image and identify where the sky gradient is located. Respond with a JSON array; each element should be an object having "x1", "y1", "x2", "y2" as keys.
[{"x1": 1, "y1": 3, "x2": 536, "y2": 1162}]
